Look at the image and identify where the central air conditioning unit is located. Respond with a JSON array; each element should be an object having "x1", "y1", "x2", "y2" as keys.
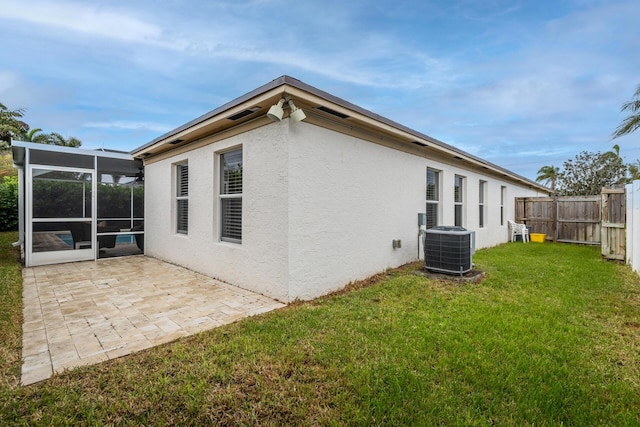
[{"x1": 423, "y1": 226, "x2": 475, "y2": 275}]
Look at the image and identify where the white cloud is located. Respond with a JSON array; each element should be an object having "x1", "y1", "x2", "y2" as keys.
[
  {"x1": 0, "y1": 0, "x2": 162, "y2": 44},
  {"x1": 0, "y1": 0, "x2": 460, "y2": 92},
  {"x1": 84, "y1": 121, "x2": 172, "y2": 133},
  {"x1": 2, "y1": 0, "x2": 638, "y2": 181}
]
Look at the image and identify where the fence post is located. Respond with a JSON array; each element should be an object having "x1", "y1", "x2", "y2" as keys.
[
  {"x1": 628, "y1": 180, "x2": 640, "y2": 274},
  {"x1": 551, "y1": 196, "x2": 557, "y2": 242}
]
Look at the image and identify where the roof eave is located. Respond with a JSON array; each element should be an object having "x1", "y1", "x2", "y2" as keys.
[{"x1": 130, "y1": 75, "x2": 549, "y2": 193}]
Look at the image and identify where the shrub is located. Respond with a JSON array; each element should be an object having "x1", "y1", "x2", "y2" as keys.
[{"x1": 0, "y1": 176, "x2": 18, "y2": 231}]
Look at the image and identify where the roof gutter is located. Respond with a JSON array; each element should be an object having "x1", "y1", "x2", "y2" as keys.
[{"x1": 130, "y1": 75, "x2": 550, "y2": 193}]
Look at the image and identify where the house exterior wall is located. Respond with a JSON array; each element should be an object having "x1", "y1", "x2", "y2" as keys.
[
  {"x1": 286, "y1": 124, "x2": 425, "y2": 300},
  {"x1": 145, "y1": 120, "x2": 544, "y2": 302},
  {"x1": 285, "y1": 123, "x2": 543, "y2": 300},
  {"x1": 144, "y1": 125, "x2": 292, "y2": 301}
]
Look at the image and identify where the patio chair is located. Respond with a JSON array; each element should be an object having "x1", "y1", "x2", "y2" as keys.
[
  {"x1": 132, "y1": 223, "x2": 144, "y2": 251},
  {"x1": 66, "y1": 222, "x2": 92, "y2": 249},
  {"x1": 508, "y1": 220, "x2": 530, "y2": 243},
  {"x1": 97, "y1": 224, "x2": 118, "y2": 249},
  {"x1": 66, "y1": 222, "x2": 119, "y2": 249}
]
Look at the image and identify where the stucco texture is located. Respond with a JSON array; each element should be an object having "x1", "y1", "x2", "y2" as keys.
[{"x1": 144, "y1": 119, "x2": 542, "y2": 302}]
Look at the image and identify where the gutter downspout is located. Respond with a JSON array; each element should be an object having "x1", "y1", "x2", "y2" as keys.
[{"x1": 12, "y1": 164, "x2": 24, "y2": 247}]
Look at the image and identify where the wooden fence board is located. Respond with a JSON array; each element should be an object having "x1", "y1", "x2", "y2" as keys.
[
  {"x1": 602, "y1": 189, "x2": 626, "y2": 260},
  {"x1": 516, "y1": 189, "x2": 626, "y2": 259},
  {"x1": 516, "y1": 197, "x2": 556, "y2": 240},
  {"x1": 515, "y1": 195, "x2": 601, "y2": 244},
  {"x1": 557, "y1": 196, "x2": 601, "y2": 244}
]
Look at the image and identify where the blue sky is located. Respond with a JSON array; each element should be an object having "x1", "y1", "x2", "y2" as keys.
[{"x1": 1, "y1": 0, "x2": 638, "y2": 181}]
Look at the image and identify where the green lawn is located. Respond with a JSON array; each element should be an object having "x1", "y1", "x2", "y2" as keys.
[
  {"x1": 0, "y1": 232, "x2": 22, "y2": 391},
  {"x1": 1, "y1": 231, "x2": 639, "y2": 425}
]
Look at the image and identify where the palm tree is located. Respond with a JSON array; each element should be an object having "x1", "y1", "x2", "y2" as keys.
[
  {"x1": 602, "y1": 144, "x2": 620, "y2": 159},
  {"x1": 601, "y1": 144, "x2": 621, "y2": 161},
  {"x1": 613, "y1": 84, "x2": 640, "y2": 139},
  {"x1": 47, "y1": 132, "x2": 82, "y2": 147},
  {"x1": 18, "y1": 128, "x2": 49, "y2": 144},
  {"x1": 536, "y1": 165, "x2": 560, "y2": 190}
]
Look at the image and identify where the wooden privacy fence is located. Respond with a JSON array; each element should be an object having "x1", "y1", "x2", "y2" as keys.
[
  {"x1": 515, "y1": 195, "x2": 602, "y2": 245},
  {"x1": 601, "y1": 188, "x2": 626, "y2": 260},
  {"x1": 516, "y1": 188, "x2": 626, "y2": 261}
]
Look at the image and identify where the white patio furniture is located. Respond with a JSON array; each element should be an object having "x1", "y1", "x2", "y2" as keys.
[{"x1": 508, "y1": 220, "x2": 530, "y2": 243}]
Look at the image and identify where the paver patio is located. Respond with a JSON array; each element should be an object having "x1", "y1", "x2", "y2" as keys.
[{"x1": 21, "y1": 256, "x2": 286, "y2": 385}]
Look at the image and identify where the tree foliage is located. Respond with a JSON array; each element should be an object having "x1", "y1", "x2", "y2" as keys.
[
  {"x1": 97, "y1": 183, "x2": 145, "y2": 219},
  {"x1": 629, "y1": 160, "x2": 640, "y2": 182},
  {"x1": 15, "y1": 129, "x2": 82, "y2": 147},
  {"x1": 32, "y1": 179, "x2": 90, "y2": 218},
  {"x1": 0, "y1": 101, "x2": 82, "y2": 148},
  {"x1": 0, "y1": 103, "x2": 27, "y2": 148},
  {"x1": 18, "y1": 128, "x2": 48, "y2": 144},
  {"x1": 613, "y1": 84, "x2": 640, "y2": 139},
  {"x1": 0, "y1": 176, "x2": 18, "y2": 231},
  {"x1": 0, "y1": 99, "x2": 85, "y2": 232},
  {"x1": 0, "y1": 152, "x2": 16, "y2": 178},
  {"x1": 556, "y1": 149, "x2": 627, "y2": 196},
  {"x1": 46, "y1": 132, "x2": 82, "y2": 148}
]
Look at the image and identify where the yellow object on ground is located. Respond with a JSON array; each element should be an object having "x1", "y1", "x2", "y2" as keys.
[{"x1": 530, "y1": 233, "x2": 546, "y2": 243}]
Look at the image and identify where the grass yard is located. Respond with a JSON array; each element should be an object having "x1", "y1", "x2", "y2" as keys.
[
  {"x1": 0, "y1": 232, "x2": 22, "y2": 391},
  {"x1": 1, "y1": 231, "x2": 639, "y2": 425}
]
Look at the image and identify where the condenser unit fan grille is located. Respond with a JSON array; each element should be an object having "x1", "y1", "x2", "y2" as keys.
[{"x1": 424, "y1": 226, "x2": 474, "y2": 275}]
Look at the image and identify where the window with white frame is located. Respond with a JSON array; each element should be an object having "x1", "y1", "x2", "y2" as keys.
[
  {"x1": 426, "y1": 168, "x2": 440, "y2": 229},
  {"x1": 454, "y1": 175, "x2": 464, "y2": 227},
  {"x1": 479, "y1": 180, "x2": 487, "y2": 228},
  {"x1": 220, "y1": 148, "x2": 243, "y2": 243},
  {"x1": 176, "y1": 162, "x2": 188, "y2": 234},
  {"x1": 500, "y1": 186, "x2": 506, "y2": 226}
]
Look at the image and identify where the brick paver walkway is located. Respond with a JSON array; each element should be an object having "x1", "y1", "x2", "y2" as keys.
[{"x1": 21, "y1": 256, "x2": 285, "y2": 385}]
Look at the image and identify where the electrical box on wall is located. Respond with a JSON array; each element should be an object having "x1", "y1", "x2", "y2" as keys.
[{"x1": 418, "y1": 213, "x2": 426, "y2": 227}]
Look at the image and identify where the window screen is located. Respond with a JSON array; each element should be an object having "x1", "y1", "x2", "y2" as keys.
[
  {"x1": 176, "y1": 163, "x2": 188, "y2": 234},
  {"x1": 500, "y1": 186, "x2": 506, "y2": 226},
  {"x1": 426, "y1": 168, "x2": 440, "y2": 229},
  {"x1": 479, "y1": 180, "x2": 487, "y2": 228},
  {"x1": 220, "y1": 149, "x2": 242, "y2": 243},
  {"x1": 454, "y1": 175, "x2": 464, "y2": 227}
]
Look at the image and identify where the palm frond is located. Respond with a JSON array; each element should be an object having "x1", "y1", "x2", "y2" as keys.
[
  {"x1": 612, "y1": 84, "x2": 640, "y2": 139},
  {"x1": 612, "y1": 114, "x2": 640, "y2": 139}
]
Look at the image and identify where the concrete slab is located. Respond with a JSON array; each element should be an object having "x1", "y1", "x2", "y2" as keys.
[
  {"x1": 414, "y1": 268, "x2": 486, "y2": 284},
  {"x1": 21, "y1": 256, "x2": 285, "y2": 385}
]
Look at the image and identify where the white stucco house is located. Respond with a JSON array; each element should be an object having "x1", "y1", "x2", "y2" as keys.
[{"x1": 129, "y1": 76, "x2": 549, "y2": 302}]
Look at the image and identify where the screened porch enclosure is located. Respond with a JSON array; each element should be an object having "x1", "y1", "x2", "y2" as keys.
[{"x1": 12, "y1": 142, "x2": 144, "y2": 267}]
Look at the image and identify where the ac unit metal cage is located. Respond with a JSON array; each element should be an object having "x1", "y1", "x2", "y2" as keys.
[{"x1": 424, "y1": 226, "x2": 475, "y2": 275}]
